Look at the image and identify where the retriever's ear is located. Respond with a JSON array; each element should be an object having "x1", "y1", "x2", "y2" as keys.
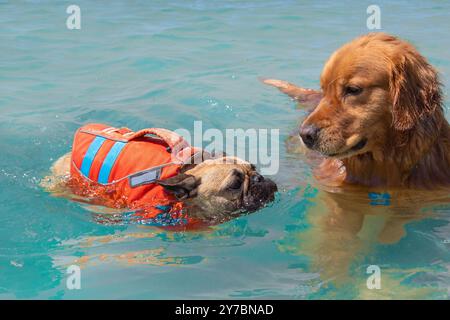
[
  {"x1": 156, "y1": 174, "x2": 200, "y2": 200},
  {"x1": 390, "y1": 48, "x2": 442, "y2": 131}
]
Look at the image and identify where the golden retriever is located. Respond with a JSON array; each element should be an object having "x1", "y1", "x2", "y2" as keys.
[
  {"x1": 264, "y1": 33, "x2": 450, "y2": 293},
  {"x1": 265, "y1": 32, "x2": 450, "y2": 189}
]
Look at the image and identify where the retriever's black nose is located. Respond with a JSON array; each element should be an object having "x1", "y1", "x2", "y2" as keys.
[{"x1": 299, "y1": 125, "x2": 320, "y2": 148}]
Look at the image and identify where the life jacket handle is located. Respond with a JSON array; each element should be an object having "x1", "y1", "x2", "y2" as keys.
[{"x1": 123, "y1": 128, "x2": 190, "y2": 153}]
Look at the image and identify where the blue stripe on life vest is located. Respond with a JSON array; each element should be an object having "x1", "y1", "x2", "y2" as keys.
[
  {"x1": 80, "y1": 136, "x2": 106, "y2": 178},
  {"x1": 97, "y1": 141, "x2": 127, "y2": 184}
]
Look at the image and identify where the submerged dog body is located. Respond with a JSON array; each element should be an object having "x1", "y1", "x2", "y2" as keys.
[
  {"x1": 42, "y1": 124, "x2": 277, "y2": 227},
  {"x1": 266, "y1": 33, "x2": 450, "y2": 189}
]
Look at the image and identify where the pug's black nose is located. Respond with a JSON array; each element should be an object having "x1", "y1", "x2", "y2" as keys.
[{"x1": 299, "y1": 125, "x2": 320, "y2": 148}]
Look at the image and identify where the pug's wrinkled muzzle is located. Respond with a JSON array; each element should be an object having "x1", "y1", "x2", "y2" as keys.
[{"x1": 243, "y1": 174, "x2": 277, "y2": 212}]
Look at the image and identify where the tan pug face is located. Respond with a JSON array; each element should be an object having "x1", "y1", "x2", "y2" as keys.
[{"x1": 157, "y1": 157, "x2": 277, "y2": 221}]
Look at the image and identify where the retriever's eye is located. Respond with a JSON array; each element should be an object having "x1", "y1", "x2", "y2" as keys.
[{"x1": 344, "y1": 86, "x2": 362, "y2": 96}]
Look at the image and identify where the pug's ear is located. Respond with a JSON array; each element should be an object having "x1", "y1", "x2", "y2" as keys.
[{"x1": 156, "y1": 174, "x2": 200, "y2": 200}]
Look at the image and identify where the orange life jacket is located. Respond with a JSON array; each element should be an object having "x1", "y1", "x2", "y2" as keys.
[{"x1": 69, "y1": 123, "x2": 204, "y2": 228}]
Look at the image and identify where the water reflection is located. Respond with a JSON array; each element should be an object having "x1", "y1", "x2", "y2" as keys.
[{"x1": 278, "y1": 179, "x2": 450, "y2": 298}]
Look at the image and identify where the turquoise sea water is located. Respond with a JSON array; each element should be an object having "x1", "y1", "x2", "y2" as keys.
[{"x1": 1, "y1": 0, "x2": 450, "y2": 299}]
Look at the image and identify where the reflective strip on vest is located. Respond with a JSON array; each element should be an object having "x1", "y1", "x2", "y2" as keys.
[
  {"x1": 80, "y1": 136, "x2": 106, "y2": 178},
  {"x1": 97, "y1": 141, "x2": 127, "y2": 184}
]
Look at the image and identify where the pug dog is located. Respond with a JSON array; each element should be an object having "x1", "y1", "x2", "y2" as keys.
[{"x1": 41, "y1": 153, "x2": 277, "y2": 225}]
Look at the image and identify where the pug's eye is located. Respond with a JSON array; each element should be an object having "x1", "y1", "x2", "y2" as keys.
[
  {"x1": 227, "y1": 178, "x2": 242, "y2": 190},
  {"x1": 344, "y1": 85, "x2": 362, "y2": 96},
  {"x1": 251, "y1": 174, "x2": 263, "y2": 183}
]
